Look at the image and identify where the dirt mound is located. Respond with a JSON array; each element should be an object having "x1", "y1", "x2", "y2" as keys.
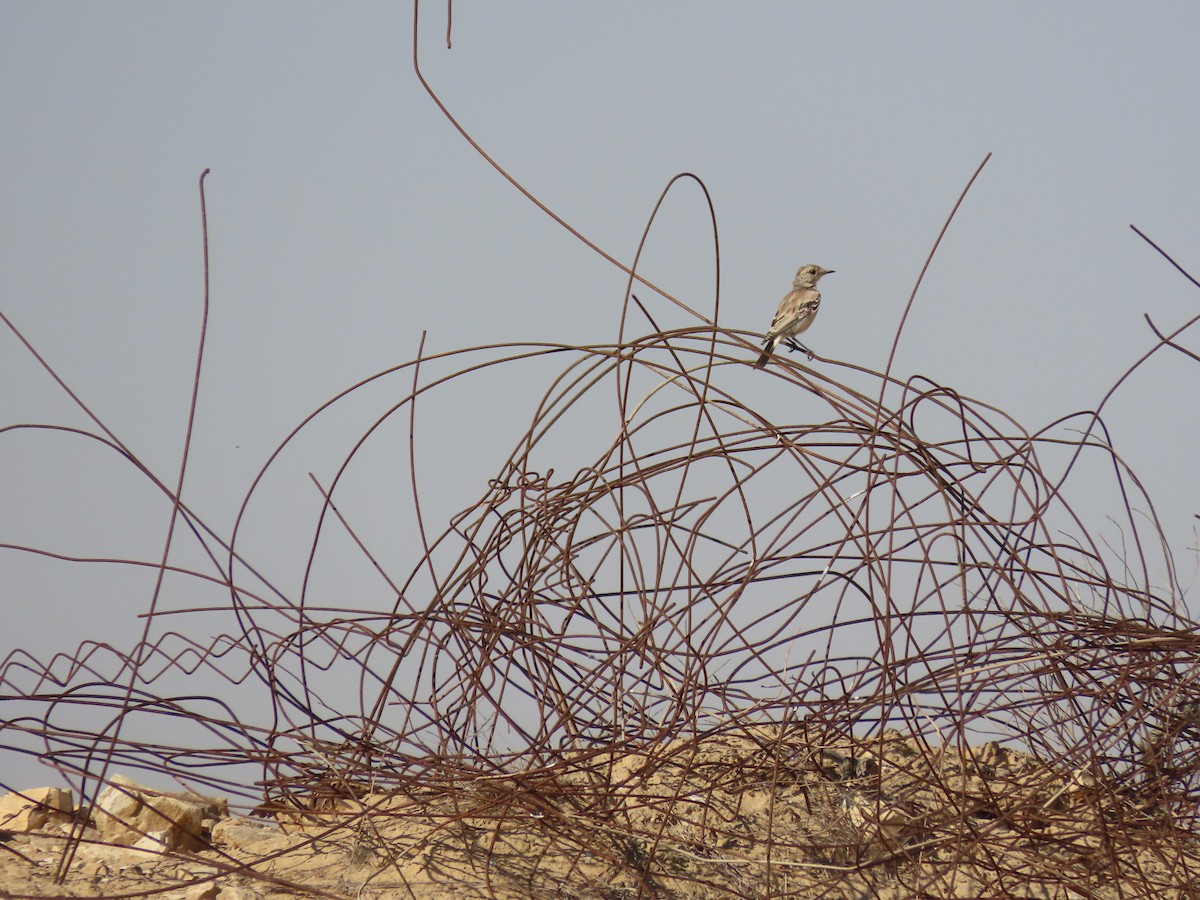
[{"x1": 5, "y1": 729, "x2": 1196, "y2": 899}]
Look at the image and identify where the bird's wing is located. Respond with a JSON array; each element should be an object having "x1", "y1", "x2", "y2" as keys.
[
  {"x1": 766, "y1": 287, "x2": 820, "y2": 339},
  {"x1": 767, "y1": 289, "x2": 800, "y2": 335}
]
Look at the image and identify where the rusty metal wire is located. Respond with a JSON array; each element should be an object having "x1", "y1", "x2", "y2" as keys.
[
  {"x1": 4, "y1": 260, "x2": 1200, "y2": 895},
  {"x1": 1, "y1": 9, "x2": 1199, "y2": 894}
]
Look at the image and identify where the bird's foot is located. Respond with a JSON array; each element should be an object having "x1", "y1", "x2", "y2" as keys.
[{"x1": 784, "y1": 340, "x2": 815, "y2": 361}]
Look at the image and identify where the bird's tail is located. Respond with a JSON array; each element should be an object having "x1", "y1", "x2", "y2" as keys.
[{"x1": 753, "y1": 340, "x2": 773, "y2": 369}]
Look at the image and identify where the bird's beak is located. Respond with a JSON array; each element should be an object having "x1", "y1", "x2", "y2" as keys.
[{"x1": 824, "y1": 269, "x2": 835, "y2": 275}]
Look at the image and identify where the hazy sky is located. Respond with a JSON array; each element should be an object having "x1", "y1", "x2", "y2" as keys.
[{"x1": 3, "y1": 4, "x2": 1199, "y2": 789}]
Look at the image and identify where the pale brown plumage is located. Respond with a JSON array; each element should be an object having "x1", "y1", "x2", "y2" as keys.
[{"x1": 753, "y1": 264, "x2": 834, "y2": 368}]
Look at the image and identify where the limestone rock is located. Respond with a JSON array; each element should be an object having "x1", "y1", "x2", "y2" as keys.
[
  {"x1": 0, "y1": 786, "x2": 73, "y2": 832},
  {"x1": 209, "y1": 817, "x2": 280, "y2": 851},
  {"x1": 93, "y1": 775, "x2": 227, "y2": 851}
]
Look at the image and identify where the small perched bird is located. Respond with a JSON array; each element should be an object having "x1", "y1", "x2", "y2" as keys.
[{"x1": 753, "y1": 264, "x2": 834, "y2": 368}]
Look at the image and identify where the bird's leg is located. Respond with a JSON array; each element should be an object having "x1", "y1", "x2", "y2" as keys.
[{"x1": 784, "y1": 339, "x2": 815, "y2": 361}]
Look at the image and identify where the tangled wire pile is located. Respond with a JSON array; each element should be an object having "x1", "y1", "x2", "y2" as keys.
[
  {"x1": 4, "y1": 13, "x2": 1200, "y2": 884},
  {"x1": 3, "y1": 283, "x2": 1199, "y2": 896}
]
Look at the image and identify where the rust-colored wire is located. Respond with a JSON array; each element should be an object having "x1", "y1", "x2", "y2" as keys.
[{"x1": 1, "y1": 7, "x2": 1198, "y2": 896}]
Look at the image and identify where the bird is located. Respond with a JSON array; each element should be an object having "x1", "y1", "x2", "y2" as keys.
[{"x1": 753, "y1": 264, "x2": 834, "y2": 368}]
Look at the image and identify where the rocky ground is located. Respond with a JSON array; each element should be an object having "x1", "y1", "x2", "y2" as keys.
[{"x1": 2, "y1": 730, "x2": 1197, "y2": 899}]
